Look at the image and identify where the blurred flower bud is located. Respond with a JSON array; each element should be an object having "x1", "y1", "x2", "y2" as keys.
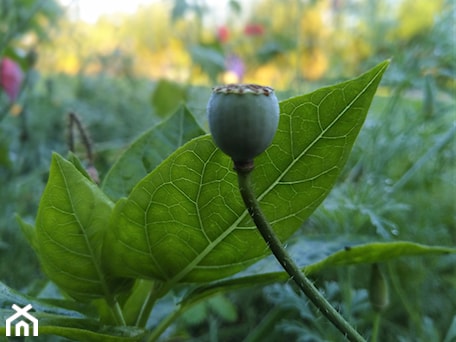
[
  {"x1": 244, "y1": 23, "x2": 265, "y2": 36},
  {"x1": 217, "y1": 26, "x2": 230, "y2": 43},
  {"x1": 0, "y1": 57, "x2": 24, "y2": 103}
]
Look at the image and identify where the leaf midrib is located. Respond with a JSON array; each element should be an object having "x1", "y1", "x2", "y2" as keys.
[
  {"x1": 258, "y1": 68, "x2": 384, "y2": 203},
  {"x1": 55, "y1": 157, "x2": 114, "y2": 297}
]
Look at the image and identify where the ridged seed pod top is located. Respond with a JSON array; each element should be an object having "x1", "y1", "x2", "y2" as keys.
[{"x1": 207, "y1": 84, "x2": 280, "y2": 164}]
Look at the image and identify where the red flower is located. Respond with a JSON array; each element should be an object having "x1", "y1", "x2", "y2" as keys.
[
  {"x1": 244, "y1": 23, "x2": 264, "y2": 36},
  {"x1": 0, "y1": 57, "x2": 23, "y2": 102},
  {"x1": 217, "y1": 26, "x2": 230, "y2": 43}
]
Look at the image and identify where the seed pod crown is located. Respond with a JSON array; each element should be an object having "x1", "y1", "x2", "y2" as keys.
[{"x1": 207, "y1": 83, "x2": 279, "y2": 165}]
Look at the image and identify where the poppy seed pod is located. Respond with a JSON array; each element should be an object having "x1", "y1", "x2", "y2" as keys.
[{"x1": 207, "y1": 84, "x2": 280, "y2": 166}]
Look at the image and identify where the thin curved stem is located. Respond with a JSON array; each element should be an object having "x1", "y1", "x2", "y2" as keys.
[{"x1": 235, "y1": 166, "x2": 366, "y2": 342}]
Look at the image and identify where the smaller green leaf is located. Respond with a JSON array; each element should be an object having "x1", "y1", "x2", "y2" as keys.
[
  {"x1": 181, "y1": 302, "x2": 208, "y2": 326},
  {"x1": 189, "y1": 45, "x2": 225, "y2": 81},
  {"x1": 15, "y1": 214, "x2": 37, "y2": 251},
  {"x1": 1, "y1": 281, "x2": 136, "y2": 341},
  {"x1": 207, "y1": 295, "x2": 238, "y2": 322},
  {"x1": 66, "y1": 151, "x2": 96, "y2": 183},
  {"x1": 0, "y1": 281, "x2": 85, "y2": 318},
  {"x1": 150, "y1": 79, "x2": 187, "y2": 117},
  {"x1": 181, "y1": 294, "x2": 237, "y2": 326},
  {"x1": 305, "y1": 241, "x2": 455, "y2": 273},
  {"x1": 181, "y1": 241, "x2": 455, "y2": 306},
  {"x1": 102, "y1": 105, "x2": 205, "y2": 200},
  {"x1": 35, "y1": 153, "x2": 129, "y2": 301},
  {"x1": 0, "y1": 311, "x2": 144, "y2": 342}
]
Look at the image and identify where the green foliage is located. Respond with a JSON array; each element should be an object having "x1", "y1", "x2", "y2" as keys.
[
  {"x1": 1, "y1": 0, "x2": 454, "y2": 340},
  {"x1": 150, "y1": 80, "x2": 188, "y2": 118},
  {"x1": 103, "y1": 61, "x2": 389, "y2": 283},
  {"x1": 188, "y1": 45, "x2": 226, "y2": 82},
  {"x1": 102, "y1": 105, "x2": 205, "y2": 201},
  {"x1": 34, "y1": 153, "x2": 131, "y2": 301},
  {"x1": 1, "y1": 60, "x2": 453, "y2": 342},
  {"x1": 0, "y1": 0, "x2": 61, "y2": 52},
  {"x1": 0, "y1": 281, "x2": 144, "y2": 341}
]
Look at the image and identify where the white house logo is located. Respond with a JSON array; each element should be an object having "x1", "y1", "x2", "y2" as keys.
[{"x1": 5, "y1": 304, "x2": 39, "y2": 337}]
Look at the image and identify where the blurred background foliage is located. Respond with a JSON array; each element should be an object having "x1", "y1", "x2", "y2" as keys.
[
  {"x1": 0, "y1": 0, "x2": 455, "y2": 341},
  {"x1": 33, "y1": 0, "x2": 455, "y2": 88}
]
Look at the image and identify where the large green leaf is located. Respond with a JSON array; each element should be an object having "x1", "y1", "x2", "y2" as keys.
[
  {"x1": 181, "y1": 241, "x2": 456, "y2": 306},
  {"x1": 35, "y1": 153, "x2": 128, "y2": 301},
  {"x1": 102, "y1": 105, "x2": 205, "y2": 200},
  {"x1": 105, "y1": 61, "x2": 390, "y2": 283},
  {"x1": 148, "y1": 241, "x2": 455, "y2": 339}
]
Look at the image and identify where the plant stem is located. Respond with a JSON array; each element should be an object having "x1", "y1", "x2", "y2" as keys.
[
  {"x1": 136, "y1": 281, "x2": 166, "y2": 328},
  {"x1": 107, "y1": 298, "x2": 126, "y2": 326},
  {"x1": 371, "y1": 312, "x2": 381, "y2": 342},
  {"x1": 235, "y1": 165, "x2": 366, "y2": 342},
  {"x1": 113, "y1": 300, "x2": 127, "y2": 326},
  {"x1": 147, "y1": 305, "x2": 184, "y2": 342}
]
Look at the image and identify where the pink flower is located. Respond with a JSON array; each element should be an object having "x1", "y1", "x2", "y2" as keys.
[
  {"x1": 244, "y1": 23, "x2": 264, "y2": 36},
  {"x1": 0, "y1": 57, "x2": 23, "y2": 102},
  {"x1": 217, "y1": 26, "x2": 230, "y2": 43}
]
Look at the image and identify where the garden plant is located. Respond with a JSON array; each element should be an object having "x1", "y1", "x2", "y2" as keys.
[
  {"x1": 1, "y1": 58, "x2": 455, "y2": 341},
  {"x1": 1, "y1": 1, "x2": 455, "y2": 341}
]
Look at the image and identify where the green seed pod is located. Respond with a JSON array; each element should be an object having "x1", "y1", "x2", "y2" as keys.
[
  {"x1": 369, "y1": 263, "x2": 389, "y2": 313},
  {"x1": 207, "y1": 84, "x2": 280, "y2": 166}
]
